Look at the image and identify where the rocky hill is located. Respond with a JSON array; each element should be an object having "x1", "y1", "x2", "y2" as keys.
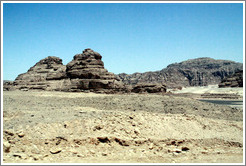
[
  {"x1": 118, "y1": 58, "x2": 243, "y2": 88},
  {"x1": 7, "y1": 48, "x2": 166, "y2": 94},
  {"x1": 11, "y1": 49, "x2": 125, "y2": 93}
]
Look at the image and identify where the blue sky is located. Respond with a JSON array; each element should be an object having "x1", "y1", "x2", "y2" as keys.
[{"x1": 3, "y1": 3, "x2": 244, "y2": 80}]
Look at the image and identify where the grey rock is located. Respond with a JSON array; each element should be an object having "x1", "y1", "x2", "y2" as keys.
[
  {"x1": 219, "y1": 70, "x2": 243, "y2": 88},
  {"x1": 118, "y1": 57, "x2": 243, "y2": 88},
  {"x1": 131, "y1": 83, "x2": 166, "y2": 93},
  {"x1": 11, "y1": 49, "x2": 125, "y2": 93},
  {"x1": 12, "y1": 56, "x2": 67, "y2": 91}
]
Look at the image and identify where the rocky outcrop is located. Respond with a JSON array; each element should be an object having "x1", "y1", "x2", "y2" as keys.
[
  {"x1": 13, "y1": 56, "x2": 67, "y2": 91},
  {"x1": 10, "y1": 49, "x2": 125, "y2": 93},
  {"x1": 131, "y1": 83, "x2": 166, "y2": 93},
  {"x1": 8, "y1": 52, "x2": 242, "y2": 93},
  {"x1": 3, "y1": 81, "x2": 14, "y2": 91},
  {"x1": 218, "y1": 70, "x2": 243, "y2": 88},
  {"x1": 64, "y1": 49, "x2": 124, "y2": 93},
  {"x1": 119, "y1": 58, "x2": 243, "y2": 88}
]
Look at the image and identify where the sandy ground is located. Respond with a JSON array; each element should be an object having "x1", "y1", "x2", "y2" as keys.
[
  {"x1": 2, "y1": 90, "x2": 244, "y2": 163},
  {"x1": 168, "y1": 85, "x2": 244, "y2": 96}
]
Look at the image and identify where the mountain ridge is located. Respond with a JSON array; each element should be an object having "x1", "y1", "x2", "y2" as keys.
[{"x1": 118, "y1": 57, "x2": 243, "y2": 88}]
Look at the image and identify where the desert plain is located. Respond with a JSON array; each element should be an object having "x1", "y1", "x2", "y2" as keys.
[{"x1": 2, "y1": 86, "x2": 244, "y2": 163}]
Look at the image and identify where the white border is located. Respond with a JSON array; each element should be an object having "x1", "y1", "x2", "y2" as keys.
[{"x1": 1, "y1": 1, "x2": 245, "y2": 165}]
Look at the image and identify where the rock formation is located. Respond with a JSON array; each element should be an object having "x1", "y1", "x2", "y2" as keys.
[
  {"x1": 218, "y1": 70, "x2": 243, "y2": 88},
  {"x1": 131, "y1": 83, "x2": 166, "y2": 93},
  {"x1": 3, "y1": 81, "x2": 14, "y2": 91},
  {"x1": 13, "y1": 56, "x2": 67, "y2": 90},
  {"x1": 7, "y1": 51, "x2": 241, "y2": 93},
  {"x1": 118, "y1": 58, "x2": 243, "y2": 88},
  {"x1": 64, "y1": 48, "x2": 124, "y2": 93},
  {"x1": 10, "y1": 49, "x2": 126, "y2": 93}
]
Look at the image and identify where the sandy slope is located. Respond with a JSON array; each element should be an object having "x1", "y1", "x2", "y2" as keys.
[
  {"x1": 2, "y1": 90, "x2": 244, "y2": 163},
  {"x1": 169, "y1": 85, "x2": 243, "y2": 96}
]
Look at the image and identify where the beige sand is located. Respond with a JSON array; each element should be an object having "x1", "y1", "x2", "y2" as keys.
[
  {"x1": 2, "y1": 90, "x2": 244, "y2": 163},
  {"x1": 169, "y1": 85, "x2": 244, "y2": 96}
]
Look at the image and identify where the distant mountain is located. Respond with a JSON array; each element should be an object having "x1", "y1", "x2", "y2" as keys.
[{"x1": 118, "y1": 57, "x2": 243, "y2": 88}]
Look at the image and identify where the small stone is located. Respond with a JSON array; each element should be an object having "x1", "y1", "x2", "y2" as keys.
[
  {"x1": 17, "y1": 131, "x2": 25, "y2": 138},
  {"x1": 134, "y1": 128, "x2": 140, "y2": 135},
  {"x1": 50, "y1": 148, "x2": 62, "y2": 154},
  {"x1": 102, "y1": 152, "x2": 107, "y2": 156},
  {"x1": 149, "y1": 143, "x2": 154, "y2": 150},
  {"x1": 12, "y1": 153, "x2": 22, "y2": 158},
  {"x1": 3, "y1": 140, "x2": 11, "y2": 153},
  {"x1": 77, "y1": 154, "x2": 84, "y2": 157},
  {"x1": 4, "y1": 130, "x2": 14, "y2": 136},
  {"x1": 90, "y1": 150, "x2": 95, "y2": 154},
  {"x1": 181, "y1": 147, "x2": 189, "y2": 151},
  {"x1": 70, "y1": 150, "x2": 78, "y2": 154},
  {"x1": 201, "y1": 151, "x2": 208, "y2": 154},
  {"x1": 174, "y1": 149, "x2": 182, "y2": 153}
]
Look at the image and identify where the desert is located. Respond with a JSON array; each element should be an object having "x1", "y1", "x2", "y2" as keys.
[
  {"x1": 2, "y1": 3, "x2": 244, "y2": 164},
  {"x1": 2, "y1": 48, "x2": 244, "y2": 163},
  {"x1": 3, "y1": 86, "x2": 243, "y2": 163}
]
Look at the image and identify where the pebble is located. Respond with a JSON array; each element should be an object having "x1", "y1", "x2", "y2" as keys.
[
  {"x1": 102, "y1": 152, "x2": 107, "y2": 156},
  {"x1": 181, "y1": 147, "x2": 190, "y2": 151},
  {"x1": 90, "y1": 150, "x2": 95, "y2": 154},
  {"x1": 77, "y1": 154, "x2": 84, "y2": 157},
  {"x1": 173, "y1": 148, "x2": 182, "y2": 153},
  {"x1": 4, "y1": 130, "x2": 14, "y2": 136},
  {"x1": 50, "y1": 148, "x2": 62, "y2": 154},
  {"x1": 18, "y1": 133, "x2": 25, "y2": 137},
  {"x1": 149, "y1": 143, "x2": 154, "y2": 150},
  {"x1": 134, "y1": 128, "x2": 141, "y2": 135},
  {"x1": 3, "y1": 140, "x2": 11, "y2": 153}
]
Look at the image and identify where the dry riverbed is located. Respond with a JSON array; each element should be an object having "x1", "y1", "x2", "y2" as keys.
[{"x1": 2, "y1": 90, "x2": 244, "y2": 163}]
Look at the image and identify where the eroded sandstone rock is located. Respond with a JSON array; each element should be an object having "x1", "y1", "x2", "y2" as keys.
[
  {"x1": 10, "y1": 49, "x2": 126, "y2": 93},
  {"x1": 64, "y1": 48, "x2": 124, "y2": 93},
  {"x1": 13, "y1": 56, "x2": 67, "y2": 90}
]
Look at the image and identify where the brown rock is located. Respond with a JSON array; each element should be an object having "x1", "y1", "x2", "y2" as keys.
[
  {"x1": 50, "y1": 147, "x2": 62, "y2": 154},
  {"x1": 219, "y1": 70, "x2": 243, "y2": 88},
  {"x1": 3, "y1": 140, "x2": 11, "y2": 153},
  {"x1": 13, "y1": 56, "x2": 67, "y2": 91},
  {"x1": 65, "y1": 48, "x2": 124, "y2": 93},
  {"x1": 118, "y1": 58, "x2": 243, "y2": 88},
  {"x1": 131, "y1": 83, "x2": 166, "y2": 93}
]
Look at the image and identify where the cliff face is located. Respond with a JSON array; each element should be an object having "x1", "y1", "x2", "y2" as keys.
[{"x1": 118, "y1": 58, "x2": 243, "y2": 88}]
